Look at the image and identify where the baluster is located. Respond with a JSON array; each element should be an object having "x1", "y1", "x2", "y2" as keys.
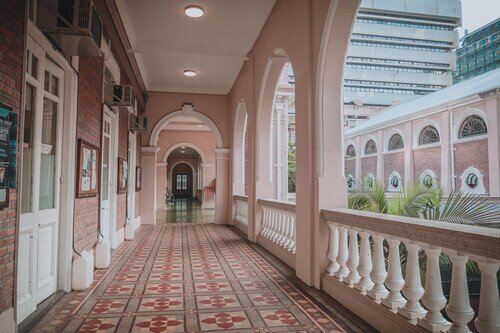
[
  {"x1": 345, "y1": 229, "x2": 360, "y2": 286},
  {"x1": 368, "y1": 234, "x2": 389, "y2": 302},
  {"x1": 281, "y1": 213, "x2": 290, "y2": 247},
  {"x1": 273, "y1": 211, "x2": 283, "y2": 243},
  {"x1": 268, "y1": 209, "x2": 276, "y2": 239},
  {"x1": 417, "y1": 247, "x2": 450, "y2": 332},
  {"x1": 334, "y1": 227, "x2": 349, "y2": 281},
  {"x1": 261, "y1": 207, "x2": 269, "y2": 236},
  {"x1": 474, "y1": 259, "x2": 500, "y2": 333},
  {"x1": 398, "y1": 242, "x2": 426, "y2": 322},
  {"x1": 355, "y1": 231, "x2": 373, "y2": 293},
  {"x1": 327, "y1": 223, "x2": 340, "y2": 275},
  {"x1": 381, "y1": 238, "x2": 406, "y2": 312},
  {"x1": 445, "y1": 252, "x2": 474, "y2": 333},
  {"x1": 277, "y1": 211, "x2": 287, "y2": 244},
  {"x1": 282, "y1": 213, "x2": 292, "y2": 248},
  {"x1": 288, "y1": 215, "x2": 296, "y2": 253}
]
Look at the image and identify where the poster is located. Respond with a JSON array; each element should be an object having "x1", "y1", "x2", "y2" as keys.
[
  {"x1": 0, "y1": 104, "x2": 17, "y2": 189},
  {"x1": 77, "y1": 139, "x2": 100, "y2": 198},
  {"x1": 118, "y1": 158, "x2": 128, "y2": 193}
]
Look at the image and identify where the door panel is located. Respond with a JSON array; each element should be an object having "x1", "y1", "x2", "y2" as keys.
[{"x1": 101, "y1": 112, "x2": 112, "y2": 241}]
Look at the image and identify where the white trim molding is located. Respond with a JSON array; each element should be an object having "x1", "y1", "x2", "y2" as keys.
[
  {"x1": 413, "y1": 119, "x2": 442, "y2": 149},
  {"x1": 452, "y1": 108, "x2": 488, "y2": 142},
  {"x1": 361, "y1": 135, "x2": 378, "y2": 157},
  {"x1": 387, "y1": 171, "x2": 403, "y2": 192},
  {"x1": 384, "y1": 128, "x2": 405, "y2": 153},
  {"x1": 460, "y1": 166, "x2": 486, "y2": 195},
  {"x1": 419, "y1": 169, "x2": 438, "y2": 189}
]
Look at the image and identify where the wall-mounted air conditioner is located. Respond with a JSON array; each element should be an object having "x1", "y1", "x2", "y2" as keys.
[
  {"x1": 37, "y1": 0, "x2": 103, "y2": 57},
  {"x1": 105, "y1": 85, "x2": 136, "y2": 114},
  {"x1": 129, "y1": 115, "x2": 150, "y2": 133}
]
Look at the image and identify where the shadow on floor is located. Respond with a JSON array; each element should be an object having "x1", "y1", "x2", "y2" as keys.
[{"x1": 158, "y1": 198, "x2": 215, "y2": 223}]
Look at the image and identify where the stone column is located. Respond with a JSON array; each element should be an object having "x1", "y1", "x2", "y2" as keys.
[
  {"x1": 156, "y1": 163, "x2": 167, "y2": 211},
  {"x1": 486, "y1": 95, "x2": 500, "y2": 196},
  {"x1": 140, "y1": 146, "x2": 159, "y2": 224},
  {"x1": 404, "y1": 122, "x2": 413, "y2": 184},
  {"x1": 214, "y1": 148, "x2": 231, "y2": 224},
  {"x1": 440, "y1": 111, "x2": 451, "y2": 194},
  {"x1": 376, "y1": 130, "x2": 384, "y2": 181},
  {"x1": 192, "y1": 172, "x2": 197, "y2": 198}
]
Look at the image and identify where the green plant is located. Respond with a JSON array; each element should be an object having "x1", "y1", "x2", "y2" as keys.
[{"x1": 287, "y1": 142, "x2": 296, "y2": 193}]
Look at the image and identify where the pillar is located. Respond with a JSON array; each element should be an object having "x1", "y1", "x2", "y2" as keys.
[
  {"x1": 404, "y1": 122, "x2": 413, "y2": 184},
  {"x1": 486, "y1": 96, "x2": 500, "y2": 196},
  {"x1": 376, "y1": 130, "x2": 384, "y2": 181},
  {"x1": 214, "y1": 148, "x2": 230, "y2": 224},
  {"x1": 192, "y1": 172, "x2": 197, "y2": 198},
  {"x1": 156, "y1": 162, "x2": 167, "y2": 210},
  {"x1": 140, "y1": 146, "x2": 159, "y2": 224},
  {"x1": 441, "y1": 111, "x2": 451, "y2": 193}
]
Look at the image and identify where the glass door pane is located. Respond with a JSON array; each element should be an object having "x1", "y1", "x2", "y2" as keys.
[
  {"x1": 102, "y1": 136, "x2": 109, "y2": 200},
  {"x1": 38, "y1": 98, "x2": 57, "y2": 210},
  {"x1": 21, "y1": 83, "x2": 36, "y2": 213}
]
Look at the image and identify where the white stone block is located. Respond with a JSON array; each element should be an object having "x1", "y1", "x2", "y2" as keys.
[
  {"x1": 95, "y1": 240, "x2": 111, "y2": 268},
  {"x1": 72, "y1": 251, "x2": 93, "y2": 290}
]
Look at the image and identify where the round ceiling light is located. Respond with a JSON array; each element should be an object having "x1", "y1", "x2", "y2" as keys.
[
  {"x1": 183, "y1": 69, "x2": 197, "y2": 77},
  {"x1": 185, "y1": 6, "x2": 204, "y2": 18},
  {"x1": 181, "y1": 146, "x2": 186, "y2": 149},
  {"x1": 181, "y1": 150, "x2": 186, "y2": 153}
]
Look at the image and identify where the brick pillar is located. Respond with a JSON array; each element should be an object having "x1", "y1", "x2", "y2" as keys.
[{"x1": 141, "y1": 147, "x2": 159, "y2": 224}]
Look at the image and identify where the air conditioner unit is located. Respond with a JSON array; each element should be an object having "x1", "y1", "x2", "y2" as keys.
[
  {"x1": 105, "y1": 85, "x2": 136, "y2": 113},
  {"x1": 129, "y1": 115, "x2": 150, "y2": 132},
  {"x1": 37, "y1": 0, "x2": 103, "y2": 57}
]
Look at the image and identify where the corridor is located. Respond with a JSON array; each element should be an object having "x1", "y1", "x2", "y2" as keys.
[
  {"x1": 27, "y1": 224, "x2": 371, "y2": 332},
  {"x1": 163, "y1": 199, "x2": 215, "y2": 224}
]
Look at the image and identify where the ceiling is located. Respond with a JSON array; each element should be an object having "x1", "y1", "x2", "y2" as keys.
[
  {"x1": 116, "y1": 0, "x2": 276, "y2": 95},
  {"x1": 160, "y1": 115, "x2": 210, "y2": 132},
  {"x1": 169, "y1": 147, "x2": 200, "y2": 158}
]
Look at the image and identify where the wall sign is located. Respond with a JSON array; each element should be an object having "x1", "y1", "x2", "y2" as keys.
[
  {"x1": 77, "y1": 139, "x2": 100, "y2": 198},
  {"x1": 136, "y1": 166, "x2": 142, "y2": 192},
  {"x1": 118, "y1": 158, "x2": 128, "y2": 193},
  {"x1": 0, "y1": 104, "x2": 17, "y2": 209}
]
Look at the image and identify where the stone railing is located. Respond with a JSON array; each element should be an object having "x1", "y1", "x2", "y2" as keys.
[
  {"x1": 259, "y1": 199, "x2": 296, "y2": 254},
  {"x1": 233, "y1": 195, "x2": 249, "y2": 226},
  {"x1": 322, "y1": 208, "x2": 500, "y2": 333}
]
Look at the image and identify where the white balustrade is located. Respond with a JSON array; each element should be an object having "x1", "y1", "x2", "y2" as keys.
[
  {"x1": 322, "y1": 208, "x2": 500, "y2": 333},
  {"x1": 259, "y1": 199, "x2": 295, "y2": 254},
  {"x1": 234, "y1": 196, "x2": 248, "y2": 226}
]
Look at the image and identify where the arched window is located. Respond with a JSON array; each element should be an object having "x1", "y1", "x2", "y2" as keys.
[
  {"x1": 365, "y1": 139, "x2": 377, "y2": 155},
  {"x1": 364, "y1": 174, "x2": 375, "y2": 189},
  {"x1": 345, "y1": 145, "x2": 356, "y2": 159},
  {"x1": 346, "y1": 174, "x2": 355, "y2": 191},
  {"x1": 459, "y1": 115, "x2": 487, "y2": 139},
  {"x1": 418, "y1": 126, "x2": 440, "y2": 145},
  {"x1": 388, "y1": 134, "x2": 404, "y2": 151},
  {"x1": 419, "y1": 169, "x2": 437, "y2": 189},
  {"x1": 460, "y1": 167, "x2": 486, "y2": 194},
  {"x1": 387, "y1": 171, "x2": 402, "y2": 192}
]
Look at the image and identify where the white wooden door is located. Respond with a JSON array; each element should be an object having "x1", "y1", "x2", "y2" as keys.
[
  {"x1": 100, "y1": 112, "x2": 112, "y2": 241},
  {"x1": 17, "y1": 37, "x2": 64, "y2": 323}
]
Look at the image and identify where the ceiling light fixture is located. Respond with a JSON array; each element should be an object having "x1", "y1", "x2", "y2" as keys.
[
  {"x1": 181, "y1": 150, "x2": 186, "y2": 153},
  {"x1": 181, "y1": 146, "x2": 186, "y2": 149},
  {"x1": 197, "y1": 125, "x2": 204, "y2": 128},
  {"x1": 183, "y1": 69, "x2": 197, "y2": 77},
  {"x1": 185, "y1": 6, "x2": 204, "y2": 18}
]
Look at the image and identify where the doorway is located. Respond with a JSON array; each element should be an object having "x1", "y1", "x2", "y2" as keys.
[
  {"x1": 172, "y1": 163, "x2": 193, "y2": 198},
  {"x1": 17, "y1": 37, "x2": 65, "y2": 323}
]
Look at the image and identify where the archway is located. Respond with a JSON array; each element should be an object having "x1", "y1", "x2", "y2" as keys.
[{"x1": 233, "y1": 101, "x2": 248, "y2": 195}]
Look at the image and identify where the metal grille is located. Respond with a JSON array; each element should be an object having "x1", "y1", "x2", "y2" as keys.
[
  {"x1": 388, "y1": 134, "x2": 404, "y2": 151},
  {"x1": 365, "y1": 140, "x2": 377, "y2": 155},
  {"x1": 345, "y1": 145, "x2": 356, "y2": 158},
  {"x1": 77, "y1": 0, "x2": 91, "y2": 29},
  {"x1": 459, "y1": 115, "x2": 487, "y2": 139},
  {"x1": 90, "y1": 2, "x2": 103, "y2": 48},
  {"x1": 418, "y1": 126, "x2": 440, "y2": 145}
]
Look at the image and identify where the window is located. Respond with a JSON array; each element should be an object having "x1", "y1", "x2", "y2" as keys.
[
  {"x1": 176, "y1": 174, "x2": 188, "y2": 190},
  {"x1": 419, "y1": 126, "x2": 440, "y2": 145},
  {"x1": 387, "y1": 171, "x2": 402, "y2": 192},
  {"x1": 460, "y1": 167, "x2": 486, "y2": 194},
  {"x1": 420, "y1": 170, "x2": 437, "y2": 189},
  {"x1": 345, "y1": 145, "x2": 356, "y2": 158},
  {"x1": 346, "y1": 174, "x2": 355, "y2": 191},
  {"x1": 459, "y1": 115, "x2": 487, "y2": 139},
  {"x1": 388, "y1": 134, "x2": 404, "y2": 151},
  {"x1": 364, "y1": 174, "x2": 375, "y2": 189},
  {"x1": 365, "y1": 140, "x2": 377, "y2": 155}
]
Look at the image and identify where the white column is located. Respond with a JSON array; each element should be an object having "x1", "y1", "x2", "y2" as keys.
[
  {"x1": 214, "y1": 148, "x2": 231, "y2": 224},
  {"x1": 355, "y1": 231, "x2": 373, "y2": 294},
  {"x1": 345, "y1": 229, "x2": 360, "y2": 287},
  {"x1": 417, "y1": 247, "x2": 450, "y2": 332},
  {"x1": 445, "y1": 252, "x2": 474, "y2": 333},
  {"x1": 368, "y1": 234, "x2": 389, "y2": 302},
  {"x1": 334, "y1": 227, "x2": 349, "y2": 281},
  {"x1": 474, "y1": 260, "x2": 500, "y2": 333},
  {"x1": 486, "y1": 96, "x2": 500, "y2": 196},
  {"x1": 440, "y1": 111, "x2": 451, "y2": 193},
  {"x1": 140, "y1": 146, "x2": 159, "y2": 224},
  {"x1": 398, "y1": 242, "x2": 426, "y2": 322},
  {"x1": 192, "y1": 172, "x2": 197, "y2": 198},
  {"x1": 156, "y1": 162, "x2": 167, "y2": 210},
  {"x1": 376, "y1": 130, "x2": 384, "y2": 181},
  {"x1": 381, "y1": 238, "x2": 406, "y2": 312},
  {"x1": 404, "y1": 122, "x2": 413, "y2": 183},
  {"x1": 327, "y1": 224, "x2": 340, "y2": 275}
]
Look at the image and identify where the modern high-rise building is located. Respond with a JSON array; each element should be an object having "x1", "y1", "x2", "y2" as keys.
[
  {"x1": 453, "y1": 18, "x2": 500, "y2": 83},
  {"x1": 343, "y1": 0, "x2": 462, "y2": 128}
]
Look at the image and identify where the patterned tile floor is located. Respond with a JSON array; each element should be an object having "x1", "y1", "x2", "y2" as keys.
[
  {"x1": 29, "y1": 224, "x2": 373, "y2": 332},
  {"x1": 157, "y1": 199, "x2": 215, "y2": 223}
]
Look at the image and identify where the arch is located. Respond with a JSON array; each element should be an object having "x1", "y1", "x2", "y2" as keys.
[
  {"x1": 149, "y1": 107, "x2": 224, "y2": 148},
  {"x1": 170, "y1": 161, "x2": 196, "y2": 174},
  {"x1": 453, "y1": 108, "x2": 488, "y2": 141},
  {"x1": 345, "y1": 144, "x2": 356, "y2": 159},
  {"x1": 364, "y1": 173, "x2": 375, "y2": 189},
  {"x1": 419, "y1": 169, "x2": 437, "y2": 189},
  {"x1": 460, "y1": 166, "x2": 486, "y2": 194},
  {"x1": 387, "y1": 171, "x2": 402, "y2": 192},
  {"x1": 414, "y1": 119, "x2": 441, "y2": 147},
  {"x1": 361, "y1": 135, "x2": 378, "y2": 157},
  {"x1": 162, "y1": 142, "x2": 207, "y2": 164},
  {"x1": 364, "y1": 139, "x2": 377, "y2": 156},
  {"x1": 384, "y1": 128, "x2": 405, "y2": 152}
]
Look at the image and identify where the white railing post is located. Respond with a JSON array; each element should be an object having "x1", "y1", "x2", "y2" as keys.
[
  {"x1": 289, "y1": 215, "x2": 296, "y2": 254},
  {"x1": 355, "y1": 231, "x2": 373, "y2": 294},
  {"x1": 334, "y1": 227, "x2": 349, "y2": 281},
  {"x1": 381, "y1": 238, "x2": 406, "y2": 312},
  {"x1": 445, "y1": 252, "x2": 474, "y2": 333},
  {"x1": 282, "y1": 213, "x2": 292, "y2": 249},
  {"x1": 417, "y1": 246, "x2": 451, "y2": 332},
  {"x1": 474, "y1": 260, "x2": 500, "y2": 333},
  {"x1": 346, "y1": 229, "x2": 361, "y2": 287},
  {"x1": 398, "y1": 242, "x2": 426, "y2": 322},
  {"x1": 261, "y1": 206, "x2": 269, "y2": 236},
  {"x1": 368, "y1": 234, "x2": 389, "y2": 302},
  {"x1": 327, "y1": 223, "x2": 340, "y2": 275}
]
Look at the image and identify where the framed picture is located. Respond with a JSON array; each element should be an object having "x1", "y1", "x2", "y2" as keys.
[
  {"x1": 77, "y1": 139, "x2": 100, "y2": 198},
  {"x1": 0, "y1": 103, "x2": 17, "y2": 191},
  {"x1": 136, "y1": 166, "x2": 142, "y2": 191},
  {"x1": 0, "y1": 188, "x2": 9, "y2": 210},
  {"x1": 118, "y1": 158, "x2": 128, "y2": 193}
]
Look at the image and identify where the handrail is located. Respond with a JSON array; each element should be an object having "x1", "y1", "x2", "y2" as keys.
[
  {"x1": 322, "y1": 208, "x2": 500, "y2": 260},
  {"x1": 258, "y1": 198, "x2": 295, "y2": 212},
  {"x1": 233, "y1": 195, "x2": 248, "y2": 201}
]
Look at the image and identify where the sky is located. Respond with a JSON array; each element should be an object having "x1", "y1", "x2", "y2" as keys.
[{"x1": 459, "y1": 0, "x2": 499, "y2": 37}]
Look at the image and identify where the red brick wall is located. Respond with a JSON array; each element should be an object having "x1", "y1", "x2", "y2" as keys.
[
  {"x1": 345, "y1": 159, "x2": 355, "y2": 177},
  {"x1": 413, "y1": 147, "x2": 441, "y2": 183},
  {"x1": 361, "y1": 156, "x2": 377, "y2": 178},
  {"x1": 0, "y1": 0, "x2": 24, "y2": 314},
  {"x1": 384, "y1": 152, "x2": 404, "y2": 186},
  {"x1": 454, "y1": 139, "x2": 489, "y2": 192},
  {"x1": 74, "y1": 57, "x2": 104, "y2": 253}
]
